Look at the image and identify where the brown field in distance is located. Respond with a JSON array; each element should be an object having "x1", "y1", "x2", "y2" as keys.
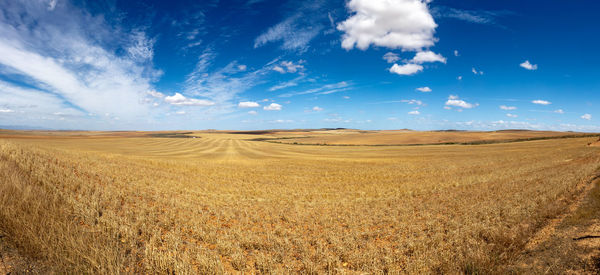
[
  {"x1": 1, "y1": 129, "x2": 600, "y2": 273},
  {"x1": 247, "y1": 129, "x2": 591, "y2": 145}
]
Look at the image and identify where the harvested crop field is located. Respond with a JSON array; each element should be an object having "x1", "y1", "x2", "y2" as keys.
[
  {"x1": 1, "y1": 130, "x2": 600, "y2": 273},
  {"x1": 253, "y1": 129, "x2": 593, "y2": 145}
]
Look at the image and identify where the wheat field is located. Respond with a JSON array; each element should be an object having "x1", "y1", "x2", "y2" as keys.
[
  {"x1": 1, "y1": 132, "x2": 599, "y2": 273},
  {"x1": 254, "y1": 129, "x2": 587, "y2": 146}
]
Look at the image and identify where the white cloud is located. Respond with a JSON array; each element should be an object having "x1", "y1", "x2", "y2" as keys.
[
  {"x1": 238, "y1": 101, "x2": 260, "y2": 108},
  {"x1": 272, "y1": 60, "x2": 305, "y2": 74},
  {"x1": 554, "y1": 109, "x2": 564, "y2": 114},
  {"x1": 48, "y1": 0, "x2": 57, "y2": 11},
  {"x1": 581, "y1": 114, "x2": 592, "y2": 120},
  {"x1": 383, "y1": 52, "x2": 400, "y2": 63},
  {"x1": 248, "y1": 110, "x2": 258, "y2": 115},
  {"x1": 506, "y1": 113, "x2": 518, "y2": 118},
  {"x1": 338, "y1": 1, "x2": 444, "y2": 77},
  {"x1": 337, "y1": 0, "x2": 437, "y2": 51},
  {"x1": 457, "y1": 76, "x2": 463, "y2": 80},
  {"x1": 520, "y1": 60, "x2": 538, "y2": 71},
  {"x1": 454, "y1": 50, "x2": 459, "y2": 57},
  {"x1": 416, "y1": 86, "x2": 432, "y2": 92},
  {"x1": 532, "y1": 100, "x2": 551, "y2": 105},
  {"x1": 472, "y1": 67, "x2": 484, "y2": 75},
  {"x1": 445, "y1": 95, "x2": 478, "y2": 109},
  {"x1": 273, "y1": 66, "x2": 286, "y2": 74},
  {"x1": 408, "y1": 110, "x2": 420, "y2": 115},
  {"x1": 238, "y1": 65, "x2": 247, "y2": 71},
  {"x1": 164, "y1": 93, "x2": 215, "y2": 106},
  {"x1": 283, "y1": 61, "x2": 304, "y2": 73},
  {"x1": 0, "y1": 109, "x2": 15, "y2": 113},
  {"x1": 389, "y1": 63, "x2": 423, "y2": 75},
  {"x1": 499, "y1": 105, "x2": 517, "y2": 110},
  {"x1": 264, "y1": 103, "x2": 282, "y2": 111},
  {"x1": 312, "y1": 106, "x2": 323, "y2": 112},
  {"x1": 411, "y1": 51, "x2": 446, "y2": 64},
  {"x1": 343, "y1": 96, "x2": 351, "y2": 99},
  {"x1": 175, "y1": 111, "x2": 186, "y2": 115}
]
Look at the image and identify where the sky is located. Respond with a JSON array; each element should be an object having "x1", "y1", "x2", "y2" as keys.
[{"x1": 0, "y1": 0, "x2": 599, "y2": 131}]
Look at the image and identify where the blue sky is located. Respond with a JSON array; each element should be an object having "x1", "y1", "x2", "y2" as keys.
[{"x1": 0, "y1": 0, "x2": 599, "y2": 131}]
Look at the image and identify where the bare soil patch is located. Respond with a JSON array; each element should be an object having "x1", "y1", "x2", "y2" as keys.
[{"x1": 0, "y1": 232, "x2": 49, "y2": 274}]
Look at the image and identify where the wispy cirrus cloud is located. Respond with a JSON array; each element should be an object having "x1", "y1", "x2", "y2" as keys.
[
  {"x1": 0, "y1": 0, "x2": 162, "y2": 128},
  {"x1": 183, "y1": 49, "x2": 274, "y2": 114},
  {"x1": 269, "y1": 75, "x2": 306, "y2": 92},
  {"x1": 279, "y1": 81, "x2": 352, "y2": 97},
  {"x1": 0, "y1": 80, "x2": 82, "y2": 119},
  {"x1": 254, "y1": 1, "x2": 332, "y2": 52},
  {"x1": 254, "y1": 15, "x2": 323, "y2": 52},
  {"x1": 431, "y1": 6, "x2": 511, "y2": 26},
  {"x1": 401, "y1": 99, "x2": 424, "y2": 106}
]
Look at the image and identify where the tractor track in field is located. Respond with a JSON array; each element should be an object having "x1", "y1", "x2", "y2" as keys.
[{"x1": 508, "y1": 164, "x2": 600, "y2": 273}]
